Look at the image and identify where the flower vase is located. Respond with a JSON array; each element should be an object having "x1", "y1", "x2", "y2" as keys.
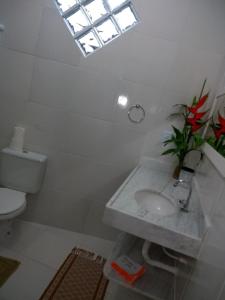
[{"x1": 172, "y1": 160, "x2": 184, "y2": 179}]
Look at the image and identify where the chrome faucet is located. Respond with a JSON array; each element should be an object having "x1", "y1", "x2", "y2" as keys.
[{"x1": 173, "y1": 178, "x2": 192, "y2": 212}]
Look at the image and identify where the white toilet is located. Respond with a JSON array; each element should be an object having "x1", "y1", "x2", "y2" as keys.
[{"x1": 0, "y1": 148, "x2": 47, "y2": 239}]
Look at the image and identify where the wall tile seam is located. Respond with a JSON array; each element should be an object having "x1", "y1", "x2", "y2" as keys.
[
  {"x1": 217, "y1": 275, "x2": 225, "y2": 300},
  {"x1": 0, "y1": 95, "x2": 30, "y2": 105},
  {"x1": 0, "y1": 44, "x2": 81, "y2": 69},
  {"x1": 24, "y1": 142, "x2": 139, "y2": 170},
  {"x1": 24, "y1": 140, "x2": 144, "y2": 165},
  {"x1": 0, "y1": 100, "x2": 30, "y2": 139},
  {"x1": 0, "y1": 45, "x2": 36, "y2": 62},
  {"x1": 27, "y1": 0, "x2": 45, "y2": 57},
  {"x1": 4, "y1": 44, "x2": 224, "y2": 94},
  {"x1": 118, "y1": 77, "x2": 164, "y2": 91},
  {"x1": 1, "y1": 6, "x2": 225, "y2": 59},
  {"x1": 134, "y1": 0, "x2": 194, "y2": 41},
  {"x1": 45, "y1": 1, "x2": 225, "y2": 56},
  {"x1": 0, "y1": 46, "x2": 187, "y2": 91},
  {"x1": 29, "y1": 55, "x2": 129, "y2": 83},
  {"x1": 30, "y1": 50, "x2": 125, "y2": 82},
  {"x1": 0, "y1": 43, "x2": 148, "y2": 84},
  {"x1": 28, "y1": 4, "x2": 47, "y2": 107},
  {"x1": 27, "y1": 88, "x2": 167, "y2": 124},
  {"x1": 27, "y1": 56, "x2": 118, "y2": 121},
  {"x1": 205, "y1": 159, "x2": 225, "y2": 218},
  {"x1": 133, "y1": 27, "x2": 180, "y2": 44},
  {"x1": 35, "y1": 183, "x2": 123, "y2": 199},
  {"x1": 163, "y1": 51, "x2": 225, "y2": 101},
  {"x1": 213, "y1": 55, "x2": 225, "y2": 101},
  {"x1": 29, "y1": 152, "x2": 140, "y2": 172},
  {"x1": 24, "y1": 57, "x2": 37, "y2": 110},
  {"x1": 0, "y1": 239, "x2": 57, "y2": 271},
  {"x1": 10, "y1": 0, "x2": 54, "y2": 9},
  {"x1": 182, "y1": 184, "x2": 225, "y2": 299},
  {"x1": 33, "y1": 186, "x2": 91, "y2": 197},
  {"x1": 180, "y1": 205, "x2": 220, "y2": 298},
  {"x1": 210, "y1": 183, "x2": 225, "y2": 219},
  {"x1": 194, "y1": 185, "x2": 225, "y2": 252},
  {"x1": 26, "y1": 99, "x2": 151, "y2": 135},
  {"x1": 30, "y1": 54, "x2": 153, "y2": 87},
  {"x1": 195, "y1": 157, "x2": 225, "y2": 199},
  {"x1": 0, "y1": 43, "x2": 36, "y2": 99},
  {"x1": 25, "y1": 100, "x2": 115, "y2": 124},
  {"x1": 180, "y1": 42, "x2": 225, "y2": 58},
  {"x1": 0, "y1": 0, "x2": 45, "y2": 57}
]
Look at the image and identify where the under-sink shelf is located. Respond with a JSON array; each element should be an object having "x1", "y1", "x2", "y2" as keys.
[
  {"x1": 104, "y1": 233, "x2": 175, "y2": 300},
  {"x1": 104, "y1": 233, "x2": 195, "y2": 300}
]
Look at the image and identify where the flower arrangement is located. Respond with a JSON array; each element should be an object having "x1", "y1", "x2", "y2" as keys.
[
  {"x1": 207, "y1": 112, "x2": 225, "y2": 157},
  {"x1": 162, "y1": 80, "x2": 209, "y2": 178}
]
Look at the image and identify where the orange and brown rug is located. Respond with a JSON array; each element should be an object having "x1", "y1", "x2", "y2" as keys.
[
  {"x1": 0, "y1": 256, "x2": 20, "y2": 287},
  {"x1": 40, "y1": 248, "x2": 109, "y2": 300}
]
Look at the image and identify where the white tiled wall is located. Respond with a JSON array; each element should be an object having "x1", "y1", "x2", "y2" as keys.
[
  {"x1": 183, "y1": 157, "x2": 225, "y2": 300},
  {"x1": 0, "y1": 0, "x2": 225, "y2": 239}
]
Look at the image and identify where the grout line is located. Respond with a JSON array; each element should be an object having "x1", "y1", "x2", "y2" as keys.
[
  {"x1": 216, "y1": 278, "x2": 225, "y2": 300},
  {"x1": 0, "y1": 238, "x2": 57, "y2": 272},
  {"x1": 27, "y1": 98, "x2": 115, "y2": 124},
  {"x1": 2, "y1": 220, "x2": 114, "y2": 271},
  {"x1": 25, "y1": 142, "x2": 138, "y2": 170},
  {"x1": 0, "y1": 42, "x2": 171, "y2": 91}
]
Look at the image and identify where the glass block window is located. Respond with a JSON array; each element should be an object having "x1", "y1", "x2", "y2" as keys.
[{"x1": 55, "y1": 0, "x2": 139, "y2": 56}]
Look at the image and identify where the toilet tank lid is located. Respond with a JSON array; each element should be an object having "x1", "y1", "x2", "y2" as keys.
[{"x1": 2, "y1": 148, "x2": 47, "y2": 163}]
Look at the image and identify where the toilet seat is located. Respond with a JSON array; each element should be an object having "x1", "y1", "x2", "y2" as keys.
[{"x1": 0, "y1": 188, "x2": 26, "y2": 220}]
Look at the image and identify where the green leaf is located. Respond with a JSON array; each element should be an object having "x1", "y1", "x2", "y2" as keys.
[
  {"x1": 172, "y1": 126, "x2": 182, "y2": 138},
  {"x1": 161, "y1": 148, "x2": 177, "y2": 155},
  {"x1": 173, "y1": 104, "x2": 187, "y2": 108},
  {"x1": 192, "y1": 96, "x2": 197, "y2": 106},
  {"x1": 207, "y1": 136, "x2": 216, "y2": 145},
  {"x1": 163, "y1": 137, "x2": 175, "y2": 146},
  {"x1": 168, "y1": 112, "x2": 185, "y2": 119},
  {"x1": 193, "y1": 133, "x2": 204, "y2": 148}
]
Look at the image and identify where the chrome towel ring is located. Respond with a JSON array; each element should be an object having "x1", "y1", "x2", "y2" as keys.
[{"x1": 128, "y1": 104, "x2": 146, "y2": 124}]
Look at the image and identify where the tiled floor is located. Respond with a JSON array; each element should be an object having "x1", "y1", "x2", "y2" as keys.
[{"x1": 0, "y1": 220, "x2": 149, "y2": 300}]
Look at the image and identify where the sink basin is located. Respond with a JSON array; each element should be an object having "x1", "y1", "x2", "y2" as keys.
[{"x1": 135, "y1": 189, "x2": 177, "y2": 216}]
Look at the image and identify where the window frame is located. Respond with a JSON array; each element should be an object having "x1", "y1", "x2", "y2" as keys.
[{"x1": 55, "y1": 0, "x2": 139, "y2": 56}]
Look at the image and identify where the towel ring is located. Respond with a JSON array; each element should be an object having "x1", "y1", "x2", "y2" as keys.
[{"x1": 128, "y1": 104, "x2": 146, "y2": 124}]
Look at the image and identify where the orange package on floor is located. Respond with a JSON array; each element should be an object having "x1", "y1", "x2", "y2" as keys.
[{"x1": 111, "y1": 255, "x2": 145, "y2": 284}]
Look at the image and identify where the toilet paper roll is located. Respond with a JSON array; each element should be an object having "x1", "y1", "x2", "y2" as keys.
[{"x1": 9, "y1": 126, "x2": 25, "y2": 152}]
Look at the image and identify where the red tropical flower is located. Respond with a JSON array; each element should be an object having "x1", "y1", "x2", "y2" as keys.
[
  {"x1": 212, "y1": 113, "x2": 225, "y2": 139},
  {"x1": 192, "y1": 124, "x2": 203, "y2": 132},
  {"x1": 213, "y1": 127, "x2": 223, "y2": 139},
  {"x1": 218, "y1": 113, "x2": 225, "y2": 127},
  {"x1": 187, "y1": 93, "x2": 209, "y2": 114},
  {"x1": 193, "y1": 111, "x2": 207, "y2": 120},
  {"x1": 186, "y1": 93, "x2": 208, "y2": 132},
  {"x1": 187, "y1": 118, "x2": 204, "y2": 132}
]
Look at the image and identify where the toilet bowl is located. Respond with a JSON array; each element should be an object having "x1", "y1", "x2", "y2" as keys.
[{"x1": 0, "y1": 188, "x2": 26, "y2": 221}]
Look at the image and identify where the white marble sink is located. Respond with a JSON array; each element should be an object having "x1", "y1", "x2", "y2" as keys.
[
  {"x1": 103, "y1": 158, "x2": 209, "y2": 258},
  {"x1": 135, "y1": 189, "x2": 177, "y2": 216}
]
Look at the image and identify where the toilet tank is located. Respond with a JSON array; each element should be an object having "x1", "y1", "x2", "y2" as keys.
[{"x1": 0, "y1": 148, "x2": 47, "y2": 193}]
